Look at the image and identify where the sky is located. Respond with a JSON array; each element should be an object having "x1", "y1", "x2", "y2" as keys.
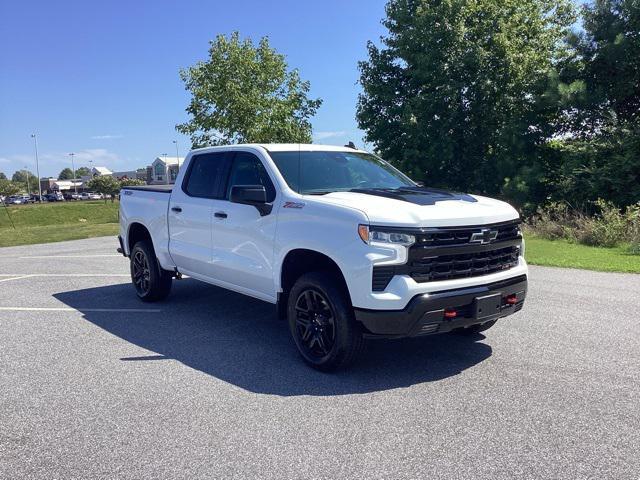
[{"x1": 0, "y1": 0, "x2": 388, "y2": 178}]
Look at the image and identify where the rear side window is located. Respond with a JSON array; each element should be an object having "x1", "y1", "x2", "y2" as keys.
[
  {"x1": 225, "y1": 152, "x2": 276, "y2": 202},
  {"x1": 183, "y1": 152, "x2": 227, "y2": 198}
]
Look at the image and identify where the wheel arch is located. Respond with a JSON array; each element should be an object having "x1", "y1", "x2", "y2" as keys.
[
  {"x1": 277, "y1": 248, "x2": 351, "y2": 319},
  {"x1": 127, "y1": 222, "x2": 153, "y2": 254}
]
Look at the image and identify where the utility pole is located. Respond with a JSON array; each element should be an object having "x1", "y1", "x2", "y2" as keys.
[
  {"x1": 69, "y1": 153, "x2": 78, "y2": 195},
  {"x1": 25, "y1": 165, "x2": 31, "y2": 195},
  {"x1": 30, "y1": 134, "x2": 43, "y2": 202}
]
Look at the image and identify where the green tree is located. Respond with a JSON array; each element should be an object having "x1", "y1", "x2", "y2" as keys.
[
  {"x1": 58, "y1": 168, "x2": 74, "y2": 180},
  {"x1": 87, "y1": 175, "x2": 121, "y2": 203},
  {"x1": 0, "y1": 179, "x2": 21, "y2": 198},
  {"x1": 76, "y1": 166, "x2": 91, "y2": 177},
  {"x1": 11, "y1": 169, "x2": 39, "y2": 193},
  {"x1": 357, "y1": 0, "x2": 575, "y2": 195},
  {"x1": 119, "y1": 178, "x2": 145, "y2": 187},
  {"x1": 573, "y1": 0, "x2": 640, "y2": 127},
  {"x1": 177, "y1": 32, "x2": 322, "y2": 148},
  {"x1": 0, "y1": 172, "x2": 6, "y2": 180}
]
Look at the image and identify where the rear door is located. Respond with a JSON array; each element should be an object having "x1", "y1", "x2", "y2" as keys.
[{"x1": 168, "y1": 151, "x2": 229, "y2": 278}]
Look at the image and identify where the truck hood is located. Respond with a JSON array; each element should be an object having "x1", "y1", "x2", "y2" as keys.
[{"x1": 306, "y1": 188, "x2": 519, "y2": 227}]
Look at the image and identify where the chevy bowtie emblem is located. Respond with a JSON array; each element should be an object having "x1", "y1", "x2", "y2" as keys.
[{"x1": 470, "y1": 228, "x2": 498, "y2": 244}]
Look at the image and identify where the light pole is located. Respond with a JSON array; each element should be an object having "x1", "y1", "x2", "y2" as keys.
[
  {"x1": 25, "y1": 165, "x2": 31, "y2": 195},
  {"x1": 69, "y1": 153, "x2": 78, "y2": 195},
  {"x1": 30, "y1": 134, "x2": 43, "y2": 202},
  {"x1": 173, "y1": 140, "x2": 180, "y2": 168}
]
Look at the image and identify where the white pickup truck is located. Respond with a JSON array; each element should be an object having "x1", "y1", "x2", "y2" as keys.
[{"x1": 119, "y1": 144, "x2": 528, "y2": 370}]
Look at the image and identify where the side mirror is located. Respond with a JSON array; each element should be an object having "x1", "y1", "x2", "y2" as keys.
[{"x1": 230, "y1": 185, "x2": 272, "y2": 216}]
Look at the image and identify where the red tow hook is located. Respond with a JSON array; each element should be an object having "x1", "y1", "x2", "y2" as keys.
[
  {"x1": 505, "y1": 294, "x2": 518, "y2": 305},
  {"x1": 444, "y1": 309, "x2": 457, "y2": 319}
]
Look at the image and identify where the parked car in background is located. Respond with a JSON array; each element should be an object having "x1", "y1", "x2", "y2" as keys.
[
  {"x1": 44, "y1": 192, "x2": 64, "y2": 202},
  {"x1": 5, "y1": 195, "x2": 27, "y2": 205}
]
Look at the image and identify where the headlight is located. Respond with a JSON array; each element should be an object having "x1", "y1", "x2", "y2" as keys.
[{"x1": 358, "y1": 225, "x2": 416, "y2": 246}]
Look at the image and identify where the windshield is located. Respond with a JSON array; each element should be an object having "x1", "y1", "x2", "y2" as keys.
[{"x1": 268, "y1": 150, "x2": 415, "y2": 194}]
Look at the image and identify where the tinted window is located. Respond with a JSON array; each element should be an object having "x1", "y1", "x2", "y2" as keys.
[
  {"x1": 183, "y1": 153, "x2": 227, "y2": 198},
  {"x1": 268, "y1": 151, "x2": 414, "y2": 194},
  {"x1": 225, "y1": 152, "x2": 276, "y2": 202}
]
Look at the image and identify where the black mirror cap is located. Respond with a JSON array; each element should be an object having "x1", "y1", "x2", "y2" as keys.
[{"x1": 230, "y1": 185, "x2": 272, "y2": 216}]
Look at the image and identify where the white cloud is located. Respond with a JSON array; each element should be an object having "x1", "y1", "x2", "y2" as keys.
[
  {"x1": 91, "y1": 134, "x2": 123, "y2": 140},
  {"x1": 0, "y1": 149, "x2": 135, "y2": 178},
  {"x1": 313, "y1": 130, "x2": 348, "y2": 141}
]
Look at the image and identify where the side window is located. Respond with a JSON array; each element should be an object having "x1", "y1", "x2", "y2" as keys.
[
  {"x1": 226, "y1": 152, "x2": 276, "y2": 202},
  {"x1": 183, "y1": 152, "x2": 227, "y2": 198}
]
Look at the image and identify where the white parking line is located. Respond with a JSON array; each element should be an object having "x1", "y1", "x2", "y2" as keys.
[
  {"x1": 18, "y1": 254, "x2": 122, "y2": 259},
  {"x1": 0, "y1": 275, "x2": 34, "y2": 283},
  {"x1": 0, "y1": 274, "x2": 129, "y2": 277},
  {"x1": 0, "y1": 307, "x2": 161, "y2": 313}
]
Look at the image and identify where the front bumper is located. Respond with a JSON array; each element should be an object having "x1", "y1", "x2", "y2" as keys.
[{"x1": 354, "y1": 275, "x2": 527, "y2": 338}]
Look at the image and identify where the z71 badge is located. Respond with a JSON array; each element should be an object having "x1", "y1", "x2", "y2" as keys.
[{"x1": 283, "y1": 201, "x2": 304, "y2": 209}]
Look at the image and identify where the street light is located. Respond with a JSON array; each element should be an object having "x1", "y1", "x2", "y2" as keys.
[
  {"x1": 30, "y1": 134, "x2": 43, "y2": 202},
  {"x1": 69, "y1": 153, "x2": 78, "y2": 195},
  {"x1": 173, "y1": 140, "x2": 180, "y2": 168}
]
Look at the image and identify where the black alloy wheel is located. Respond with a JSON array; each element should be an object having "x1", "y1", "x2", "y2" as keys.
[
  {"x1": 129, "y1": 240, "x2": 172, "y2": 302},
  {"x1": 294, "y1": 289, "x2": 337, "y2": 359},
  {"x1": 287, "y1": 271, "x2": 364, "y2": 371},
  {"x1": 132, "y1": 249, "x2": 151, "y2": 296}
]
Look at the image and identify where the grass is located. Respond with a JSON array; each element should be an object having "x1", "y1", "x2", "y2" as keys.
[
  {"x1": 524, "y1": 235, "x2": 640, "y2": 273},
  {"x1": 1, "y1": 202, "x2": 638, "y2": 274},
  {"x1": 0, "y1": 201, "x2": 119, "y2": 247}
]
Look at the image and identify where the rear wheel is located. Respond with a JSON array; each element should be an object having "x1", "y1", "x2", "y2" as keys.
[
  {"x1": 288, "y1": 272, "x2": 363, "y2": 372},
  {"x1": 130, "y1": 241, "x2": 172, "y2": 302}
]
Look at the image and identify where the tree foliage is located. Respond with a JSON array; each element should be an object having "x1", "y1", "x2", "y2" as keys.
[
  {"x1": 357, "y1": 0, "x2": 575, "y2": 195},
  {"x1": 76, "y1": 167, "x2": 91, "y2": 177},
  {"x1": 58, "y1": 168, "x2": 74, "y2": 180},
  {"x1": 572, "y1": 0, "x2": 640, "y2": 128},
  {"x1": 0, "y1": 179, "x2": 21, "y2": 198},
  {"x1": 12, "y1": 169, "x2": 38, "y2": 185},
  {"x1": 0, "y1": 172, "x2": 6, "y2": 180},
  {"x1": 86, "y1": 175, "x2": 121, "y2": 203},
  {"x1": 177, "y1": 32, "x2": 322, "y2": 148},
  {"x1": 119, "y1": 178, "x2": 145, "y2": 187}
]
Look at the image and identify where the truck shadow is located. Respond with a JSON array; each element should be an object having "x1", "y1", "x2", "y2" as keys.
[{"x1": 54, "y1": 279, "x2": 492, "y2": 396}]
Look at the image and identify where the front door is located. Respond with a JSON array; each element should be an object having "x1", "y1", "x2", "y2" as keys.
[
  {"x1": 168, "y1": 151, "x2": 228, "y2": 278},
  {"x1": 209, "y1": 150, "x2": 279, "y2": 299}
]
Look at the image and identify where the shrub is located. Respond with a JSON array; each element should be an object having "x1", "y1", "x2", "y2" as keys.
[{"x1": 526, "y1": 200, "x2": 640, "y2": 251}]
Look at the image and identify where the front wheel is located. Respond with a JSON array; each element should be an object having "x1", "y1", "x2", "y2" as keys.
[
  {"x1": 287, "y1": 272, "x2": 364, "y2": 372},
  {"x1": 130, "y1": 241, "x2": 172, "y2": 302}
]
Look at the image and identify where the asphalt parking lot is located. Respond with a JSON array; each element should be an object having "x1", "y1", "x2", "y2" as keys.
[{"x1": 1, "y1": 237, "x2": 639, "y2": 479}]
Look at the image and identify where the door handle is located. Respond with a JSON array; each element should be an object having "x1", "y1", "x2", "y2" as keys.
[
  {"x1": 214, "y1": 211, "x2": 228, "y2": 219},
  {"x1": 171, "y1": 206, "x2": 182, "y2": 213}
]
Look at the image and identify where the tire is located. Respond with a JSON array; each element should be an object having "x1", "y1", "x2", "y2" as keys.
[
  {"x1": 130, "y1": 240, "x2": 172, "y2": 302},
  {"x1": 455, "y1": 319, "x2": 497, "y2": 335},
  {"x1": 287, "y1": 271, "x2": 364, "y2": 372}
]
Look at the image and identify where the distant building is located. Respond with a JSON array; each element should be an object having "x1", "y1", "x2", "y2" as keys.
[
  {"x1": 111, "y1": 170, "x2": 137, "y2": 180},
  {"x1": 148, "y1": 156, "x2": 183, "y2": 184},
  {"x1": 91, "y1": 166, "x2": 113, "y2": 176},
  {"x1": 48, "y1": 179, "x2": 85, "y2": 194}
]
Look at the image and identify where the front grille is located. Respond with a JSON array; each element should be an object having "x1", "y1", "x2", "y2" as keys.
[
  {"x1": 409, "y1": 245, "x2": 519, "y2": 282},
  {"x1": 371, "y1": 220, "x2": 521, "y2": 291},
  {"x1": 415, "y1": 221, "x2": 520, "y2": 247}
]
